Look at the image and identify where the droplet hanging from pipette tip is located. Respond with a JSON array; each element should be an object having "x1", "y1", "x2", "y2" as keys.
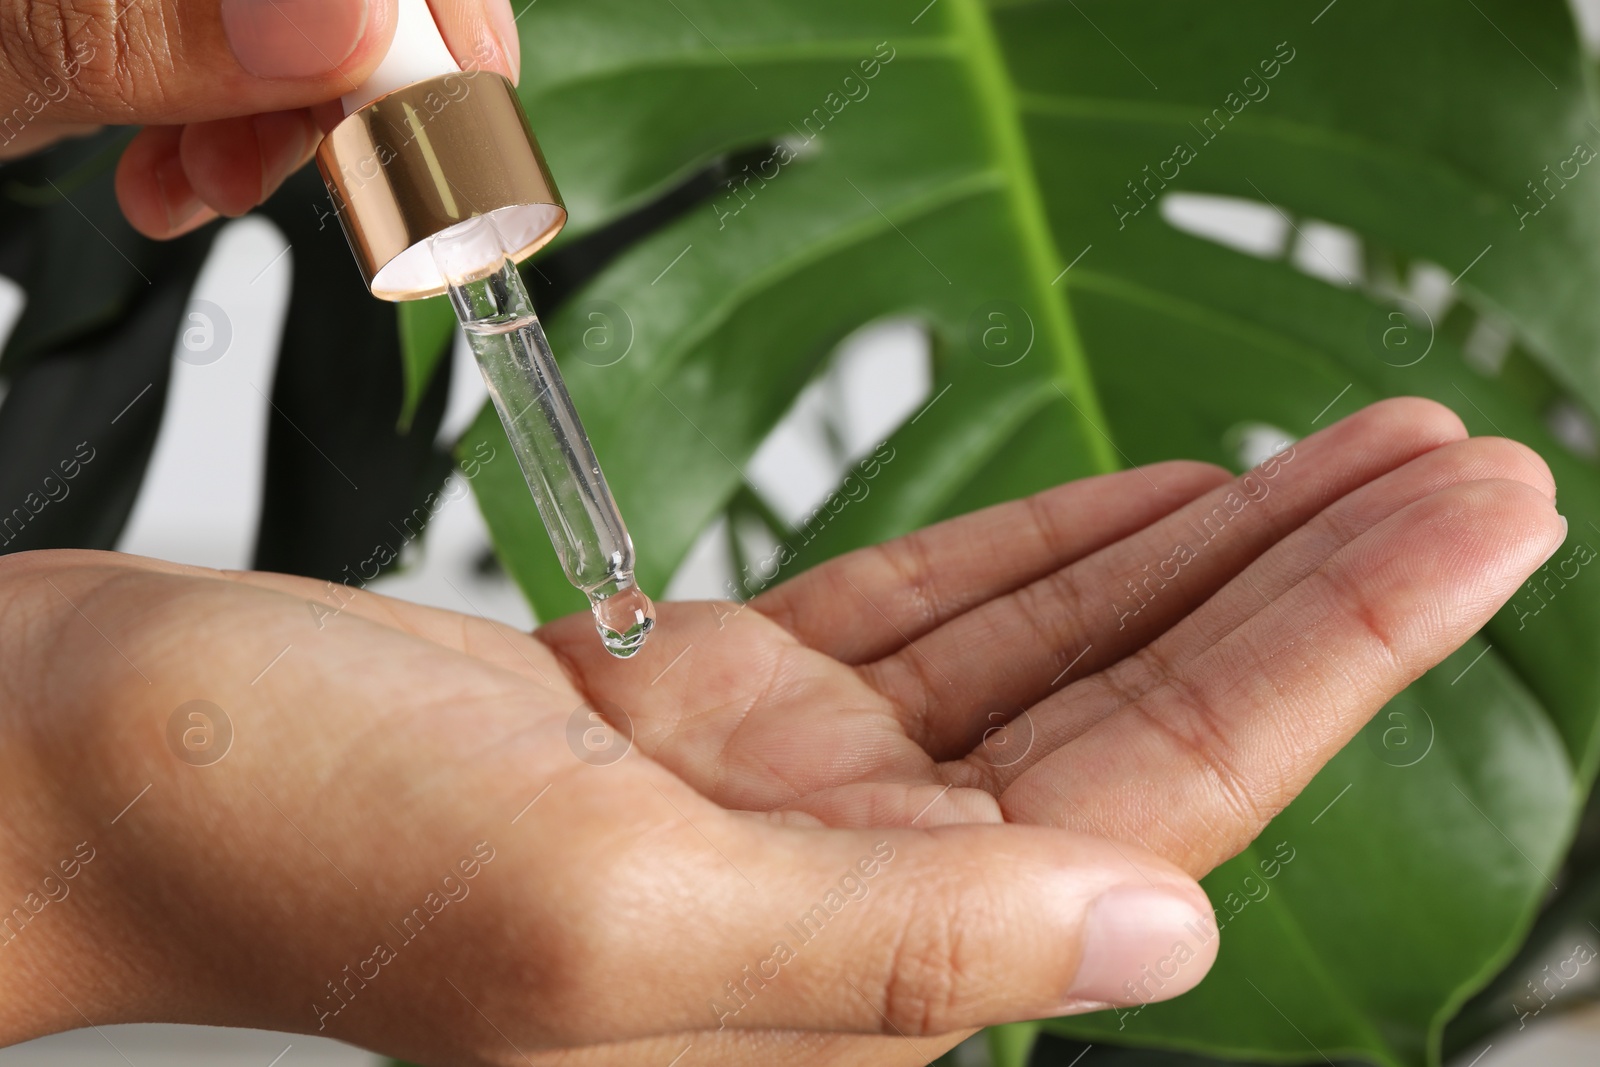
[{"x1": 591, "y1": 583, "x2": 656, "y2": 659}]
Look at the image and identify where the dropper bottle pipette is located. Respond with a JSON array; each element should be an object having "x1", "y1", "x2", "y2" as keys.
[
  {"x1": 432, "y1": 216, "x2": 654, "y2": 655},
  {"x1": 315, "y1": 0, "x2": 654, "y2": 657}
]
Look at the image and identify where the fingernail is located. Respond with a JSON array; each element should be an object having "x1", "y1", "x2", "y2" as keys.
[
  {"x1": 1059, "y1": 887, "x2": 1215, "y2": 1010},
  {"x1": 223, "y1": 0, "x2": 369, "y2": 79},
  {"x1": 156, "y1": 156, "x2": 204, "y2": 234},
  {"x1": 487, "y1": 0, "x2": 522, "y2": 82}
]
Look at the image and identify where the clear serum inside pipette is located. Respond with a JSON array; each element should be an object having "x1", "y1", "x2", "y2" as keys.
[{"x1": 431, "y1": 217, "x2": 655, "y2": 658}]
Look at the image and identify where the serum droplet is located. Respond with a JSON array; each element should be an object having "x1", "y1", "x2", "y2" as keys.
[{"x1": 591, "y1": 584, "x2": 656, "y2": 659}]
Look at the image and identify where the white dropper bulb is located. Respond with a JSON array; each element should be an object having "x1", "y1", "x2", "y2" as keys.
[
  {"x1": 342, "y1": 0, "x2": 462, "y2": 114},
  {"x1": 338, "y1": 0, "x2": 529, "y2": 291}
]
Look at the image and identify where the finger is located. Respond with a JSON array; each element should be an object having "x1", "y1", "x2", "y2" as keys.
[
  {"x1": 116, "y1": 126, "x2": 220, "y2": 238},
  {"x1": 0, "y1": 0, "x2": 395, "y2": 128},
  {"x1": 308, "y1": 0, "x2": 520, "y2": 134},
  {"x1": 976, "y1": 435, "x2": 1555, "y2": 771},
  {"x1": 538, "y1": 593, "x2": 941, "y2": 814},
  {"x1": 478, "y1": 788, "x2": 1218, "y2": 1043},
  {"x1": 429, "y1": 0, "x2": 520, "y2": 80},
  {"x1": 177, "y1": 110, "x2": 318, "y2": 218},
  {"x1": 867, "y1": 397, "x2": 1467, "y2": 758},
  {"x1": 312, "y1": 99, "x2": 349, "y2": 135},
  {"x1": 998, "y1": 479, "x2": 1565, "y2": 875},
  {"x1": 112, "y1": 0, "x2": 518, "y2": 235},
  {"x1": 753, "y1": 461, "x2": 1231, "y2": 663},
  {"x1": 1105, "y1": 436, "x2": 1554, "y2": 677}
]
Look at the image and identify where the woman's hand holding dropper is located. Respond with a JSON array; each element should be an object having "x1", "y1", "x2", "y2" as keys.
[{"x1": 0, "y1": 0, "x2": 518, "y2": 235}]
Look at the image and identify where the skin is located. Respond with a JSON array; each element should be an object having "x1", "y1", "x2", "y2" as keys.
[
  {"x1": 0, "y1": 0, "x2": 520, "y2": 236},
  {"x1": 0, "y1": 4, "x2": 1571, "y2": 1061},
  {"x1": 0, "y1": 398, "x2": 1566, "y2": 1065}
]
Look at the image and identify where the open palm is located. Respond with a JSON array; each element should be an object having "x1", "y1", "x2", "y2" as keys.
[
  {"x1": 0, "y1": 399, "x2": 1560, "y2": 1067},
  {"x1": 544, "y1": 397, "x2": 1560, "y2": 875}
]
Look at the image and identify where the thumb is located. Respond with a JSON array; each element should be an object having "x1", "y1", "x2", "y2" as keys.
[
  {"x1": 0, "y1": 0, "x2": 517, "y2": 127},
  {"x1": 693, "y1": 822, "x2": 1218, "y2": 1036},
  {"x1": 535, "y1": 808, "x2": 1219, "y2": 1043},
  {"x1": 91, "y1": 0, "x2": 520, "y2": 235},
  {"x1": 3, "y1": 0, "x2": 386, "y2": 128}
]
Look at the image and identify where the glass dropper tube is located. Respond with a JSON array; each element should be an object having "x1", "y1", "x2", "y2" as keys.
[{"x1": 430, "y1": 216, "x2": 655, "y2": 658}]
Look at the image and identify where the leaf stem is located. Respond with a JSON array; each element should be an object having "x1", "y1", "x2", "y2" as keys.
[{"x1": 945, "y1": 0, "x2": 1117, "y2": 473}]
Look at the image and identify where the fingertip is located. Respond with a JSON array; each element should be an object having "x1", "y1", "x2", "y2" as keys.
[
  {"x1": 1461, "y1": 477, "x2": 1562, "y2": 545},
  {"x1": 1384, "y1": 478, "x2": 1566, "y2": 598},
  {"x1": 253, "y1": 110, "x2": 320, "y2": 201},
  {"x1": 492, "y1": 0, "x2": 524, "y2": 83},
  {"x1": 1407, "y1": 436, "x2": 1557, "y2": 505},
  {"x1": 1495, "y1": 438, "x2": 1558, "y2": 501},
  {"x1": 221, "y1": 0, "x2": 376, "y2": 81},
  {"x1": 1058, "y1": 884, "x2": 1218, "y2": 1012},
  {"x1": 312, "y1": 100, "x2": 350, "y2": 136},
  {"x1": 1311, "y1": 397, "x2": 1468, "y2": 470},
  {"x1": 486, "y1": 0, "x2": 523, "y2": 82},
  {"x1": 1492, "y1": 478, "x2": 1568, "y2": 568},
  {"x1": 1440, "y1": 479, "x2": 1569, "y2": 625},
  {"x1": 851, "y1": 825, "x2": 1217, "y2": 1028},
  {"x1": 179, "y1": 111, "x2": 316, "y2": 219},
  {"x1": 1144, "y1": 459, "x2": 1236, "y2": 495},
  {"x1": 117, "y1": 128, "x2": 217, "y2": 240},
  {"x1": 1360, "y1": 396, "x2": 1469, "y2": 448},
  {"x1": 179, "y1": 118, "x2": 260, "y2": 218},
  {"x1": 429, "y1": 0, "x2": 521, "y2": 81}
]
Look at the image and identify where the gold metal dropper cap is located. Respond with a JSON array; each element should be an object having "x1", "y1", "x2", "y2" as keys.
[{"x1": 316, "y1": 71, "x2": 567, "y2": 302}]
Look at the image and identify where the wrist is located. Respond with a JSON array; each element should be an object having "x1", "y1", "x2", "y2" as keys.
[
  {"x1": 0, "y1": 744, "x2": 122, "y2": 1046},
  {"x1": 0, "y1": 557, "x2": 206, "y2": 1048}
]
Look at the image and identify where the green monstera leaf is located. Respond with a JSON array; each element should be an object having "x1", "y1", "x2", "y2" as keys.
[{"x1": 441, "y1": 1, "x2": 1600, "y2": 1064}]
